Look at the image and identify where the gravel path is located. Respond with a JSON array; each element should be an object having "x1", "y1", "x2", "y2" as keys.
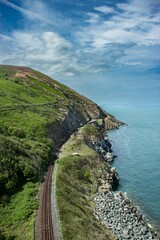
[{"x1": 51, "y1": 160, "x2": 63, "y2": 240}]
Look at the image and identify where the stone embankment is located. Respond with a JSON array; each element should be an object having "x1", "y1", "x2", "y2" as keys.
[
  {"x1": 94, "y1": 192, "x2": 159, "y2": 240},
  {"x1": 93, "y1": 132, "x2": 160, "y2": 240}
]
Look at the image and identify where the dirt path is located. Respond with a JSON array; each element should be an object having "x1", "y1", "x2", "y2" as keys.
[{"x1": 51, "y1": 160, "x2": 63, "y2": 240}]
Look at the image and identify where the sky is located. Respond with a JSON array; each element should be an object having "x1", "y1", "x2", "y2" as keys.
[{"x1": 0, "y1": 0, "x2": 160, "y2": 108}]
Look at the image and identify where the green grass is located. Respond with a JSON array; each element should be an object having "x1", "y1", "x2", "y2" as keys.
[
  {"x1": 0, "y1": 110, "x2": 47, "y2": 137},
  {"x1": 60, "y1": 132, "x2": 97, "y2": 158},
  {"x1": 56, "y1": 126, "x2": 115, "y2": 240},
  {"x1": 0, "y1": 182, "x2": 38, "y2": 240},
  {"x1": 0, "y1": 67, "x2": 64, "y2": 239},
  {"x1": 30, "y1": 77, "x2": 65, "y2": 99},
  {"x1": 0, "y1": 76, "x2": 58, "y2": 106},
  {"x1": 0, "y1": 66, "x2": 15, "y2": 78},
  {"x1": 81, "y1": 124, "x2": 100, "y2": 138}
]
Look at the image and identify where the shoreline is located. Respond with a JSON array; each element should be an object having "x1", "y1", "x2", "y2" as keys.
[
  {"x1": 94, "y1": 191, "x2": 159, "y2": 240},
  {"x1": 93, "y1": 129, "x2": 160, "y2": 240}
]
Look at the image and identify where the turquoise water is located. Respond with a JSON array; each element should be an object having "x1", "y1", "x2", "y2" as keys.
[{"x1": 104, "y1": 106, "x2": 160, "y2": 230}]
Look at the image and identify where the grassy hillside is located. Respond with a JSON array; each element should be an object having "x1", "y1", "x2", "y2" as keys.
[
  {"x1": 0, "y1": 65, "x2": 106, "y2": 239},
  {"x1": 0, "y1": 65, "x2": 121, "y2": 239},
  {"x1": 0, "y1": 65, "x2": 104, "y2": 196},
  {"x1": 56, "y1": 124, "x2": 115, "y2": 240}
]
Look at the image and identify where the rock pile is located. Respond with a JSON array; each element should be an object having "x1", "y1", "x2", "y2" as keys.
[
  {"x1": 92, "y1": 131, "x2": 159, "y2": 239},
  {"x1": 94, "y1": 191, "x2": 159, "y2": 240}
]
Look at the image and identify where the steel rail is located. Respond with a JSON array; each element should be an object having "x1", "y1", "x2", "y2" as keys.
[{"x1": 41, "y1": 163, "x2": 54, "y2": 240}]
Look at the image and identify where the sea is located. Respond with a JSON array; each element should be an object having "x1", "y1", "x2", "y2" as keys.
[{"x1": 103, "y1": 105, "x2": 160, "y2": 231}]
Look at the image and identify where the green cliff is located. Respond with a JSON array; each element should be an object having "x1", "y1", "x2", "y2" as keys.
[{"x1": 0, "y1": 65, "x2": 122, "y2": 239}]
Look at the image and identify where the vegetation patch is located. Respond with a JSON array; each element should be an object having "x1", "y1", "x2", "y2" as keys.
[
  {"x1": 0, "y1": 67, "x2": 67, "y2": 239},
  {"x1": 0, "y1": 182, "x2": 38, "y2": 240},
  {"x1": 56, "y1": 126, "x2": 115, "y2": 240}
]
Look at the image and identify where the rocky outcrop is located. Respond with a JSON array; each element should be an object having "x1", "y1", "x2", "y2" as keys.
[
  {"x1": 93, "y1": 136, "x2": 116, "y2": 163},
  {"x1": 87, "y1": 131, "x2": 120, "y2": 193},
  {"x1": 103, "y1": 114, "x2": 125, "y2": 130},
  {"x1": 98, "y1": 167, "x2": 120, "y2": 193}
]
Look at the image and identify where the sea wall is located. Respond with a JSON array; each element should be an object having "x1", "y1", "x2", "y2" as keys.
[
  {"x1": 93, "y1": 131, "x2": 160, "y2": 240},
  {"x1": 94, "y1": 192, "x2": 159, "y2": 240}
]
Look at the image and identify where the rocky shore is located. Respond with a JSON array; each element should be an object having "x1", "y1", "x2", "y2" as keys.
[
  {"x1": 93, "y1": 132, "x2": 160, "y2": 240},
  {"x1": 94, "y1": 191, "x2": 159, "y2": 240}
]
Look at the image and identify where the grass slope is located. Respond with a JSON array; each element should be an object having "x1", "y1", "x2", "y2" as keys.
[
  {"x1": 0, "y1": 65, "x2": 107, "y2": 239},
  {"x1": 0, "y1": 66, "x2": 61, "y2": 239},
  {"x1": 0, "y1": 183, "x2": 38, "y2": 240},
  {"x1": 56, "y1": 125, "x2": 115, "y2": 240},
  {"x1": 0, "y1": 65, "x2": 121, "y2": 239}
]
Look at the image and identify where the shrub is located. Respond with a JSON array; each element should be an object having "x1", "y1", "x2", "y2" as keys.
[
  {"x1": 7, "y1": 127, "x2": 26, "y2": 138},
  {"x1": 82, "y1": 125, "x2": 99, "y2": 138}
]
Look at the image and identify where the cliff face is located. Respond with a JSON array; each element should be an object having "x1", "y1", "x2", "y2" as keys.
[{"x1": 48, "y1": 104, "x2": 107, "y2": 148}]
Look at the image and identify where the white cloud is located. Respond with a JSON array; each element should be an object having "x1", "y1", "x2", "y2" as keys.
[
  {"x1": 19, "y1": 0, "x2": 74, "y2": 32},
  {"x1": 94, "y1": 29, "x2": 141, "y2": 46},
  {"x1": 13, "y1": 32, "x2": 43, "y2": 50},
  {"x1": 0, "y1": 0, "x2": 159, "y2": 77},
  {"x1": 117, "y1": 0, "x2": 160, "y2": 14},
  {"x1": 85, "y1": 13, "x2": 100, "y2": 23},
  {"x1": 0, "y1": 31, "x2": 76, "y2": 77},
  {"x1": 146, "y1": 25, "x2": 160, "y2": 43},
  {"x1": 0, "y1": 28, "x2": 124, "y2": 77},
  {"x1": 75, "y1": 0, "x2": 160, "y2": 58},
  {"x1": 124, "y1": 62, "x2": 141, "y2": 66},
  {"x1": 0, "y1": 0, "x2": 52, "y2": 24},
  {"x1": 95, "y1": 6, "x2": 114, "y2": 14},
  {"x1": 71, "y1": 0, "x2": 160, "y2": 74},
  {"x1": 76, "y1": 0, "x2": 160, "y2": 50}
]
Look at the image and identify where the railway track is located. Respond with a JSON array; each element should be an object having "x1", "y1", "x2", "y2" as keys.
[{"x1": 41, "y1": 163, "x2": 54, "y2": 240}]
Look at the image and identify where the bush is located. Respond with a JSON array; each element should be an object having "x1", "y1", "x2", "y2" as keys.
[
  {"x1": 75, "y1": 169, "x2": 91, "y2": 182},
  {"x1": 82, "y1": 125, "x2": 99, "y2": 138},
  {"x1": 0, "y1": 135, "x2": 53, "y2": 197},
  {"x1": 7, "y1": 127, "x2": 26, "y2": 138}
]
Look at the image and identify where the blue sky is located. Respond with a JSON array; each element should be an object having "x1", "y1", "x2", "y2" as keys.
[{"x1": 0, "y1": 0, "x2": 160, "y2": 107}]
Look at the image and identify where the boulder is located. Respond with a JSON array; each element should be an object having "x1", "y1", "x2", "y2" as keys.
[
  {"x1": 111, "y1": 167, "x2": 116, "y2": 173},
  {"x1": 98, "y1": 183, "x2": 112, "y2": 193},
  {"x1": 104, "y1": 152, "x2": 113, "y2": 162}
]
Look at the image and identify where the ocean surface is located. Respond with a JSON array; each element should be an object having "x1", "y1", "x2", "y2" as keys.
[{"x1": 103, "y1": 105, "x2": 160, "y2": 230}]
